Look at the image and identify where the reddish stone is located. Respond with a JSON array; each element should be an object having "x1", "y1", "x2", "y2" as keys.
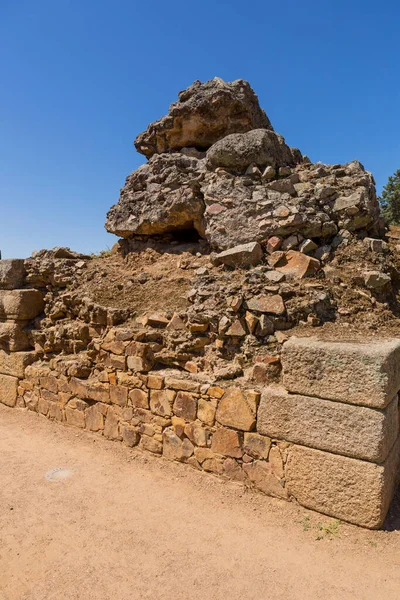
[
  {"x1": 266, "y1": 236, "x2": 282, "y2": 254},
  {"x1": 247, "y1": 294, "x2": 285, "y2": 315}
]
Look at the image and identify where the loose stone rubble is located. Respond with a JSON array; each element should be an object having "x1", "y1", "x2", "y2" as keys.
[{"x1": 2, "y1": 77, "x2": 400, "y2": 529}]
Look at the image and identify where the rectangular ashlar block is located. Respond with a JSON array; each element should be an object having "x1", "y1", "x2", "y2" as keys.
[
  {"x1": 282, "y1": 337, "x2": 400, "y2": 408},
  {"x1": 257, "y1": 386, "x2": 399, "y2": 463}
]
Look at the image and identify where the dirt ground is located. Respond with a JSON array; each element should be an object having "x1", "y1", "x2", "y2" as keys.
[{"x1": 1, "y1": 406, "x2": 400, "y2": 600}]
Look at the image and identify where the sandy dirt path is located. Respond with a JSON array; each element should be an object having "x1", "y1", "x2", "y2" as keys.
[{"x1": 1, "y1": 405, "x2": 400, "y2": 600}]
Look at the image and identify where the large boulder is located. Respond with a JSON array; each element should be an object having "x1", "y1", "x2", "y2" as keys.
[
  {"x1": 206, "y1": 129, "x2": 301, "y2": 172},
  {"x1": 105, "y1": 153, "x2": 206, "y2": 238},
  {"x1": 134, "y1": 78, "x2": 273, "y2": 159}
]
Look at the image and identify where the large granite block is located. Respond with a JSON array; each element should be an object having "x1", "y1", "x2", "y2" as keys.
[
  {"x1": 0, "y1": 350, "x2": 37, "y2": 378},
  {"x1": 257, "y1": 386, "x2": 398, "y2": 463},
  {"x1": 282, "y1": 337, "x2": 400, "y2": 408},
  {"x1": 285, "y1": 438, "x2": 400, "y2": 529},
  {"x1": 0, "y1": 289, "x2": 44, "y2": 320},
  {"x1": 0, "y1": 259, "x2": 26, "y2": 290}
]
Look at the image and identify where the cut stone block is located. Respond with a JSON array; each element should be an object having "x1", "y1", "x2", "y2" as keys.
[
  {"x1": 282, "y1": 337, "x2": 400, "y2": 408},
  {"x1": 0, "y1": 259, "x2": 26, "y2": 290},
  {"x1": 285, "y1": 438, "x2": 400, "y2": 529},
  {"x1": 257, "y1": 386, "x2": 398, "y2": 463},
  {"x1": 0, "y1": 373, "x2": 19, "y2": 407},
  {"x1": 0, "y1": 321, "x2": 32, "y2": 352},
  {"x1": 0, "y1": 289, "x2": 44, "y2": 320},
  {"x1": 0, "y1": 350, "x2": 37, "y2": 378}
]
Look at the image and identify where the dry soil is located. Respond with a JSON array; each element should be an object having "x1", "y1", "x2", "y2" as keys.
[{"x1": 1, "y1": 405, "x2": 400, "y2": 600}]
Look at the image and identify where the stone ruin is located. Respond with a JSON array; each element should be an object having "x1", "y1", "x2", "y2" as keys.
[{"x1": 1, "y1": 78, "x2": 400, "y2": 529}]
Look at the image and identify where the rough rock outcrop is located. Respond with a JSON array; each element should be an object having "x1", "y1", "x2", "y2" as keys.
[
  {"x1": 106, "y1": 78, "x2": 382, "y2": 250},
  {"x1": 106, "y1": 153, "x2": 206, "y2": 238},
  {"x1": 134, "y1": 78, "x2": 273, "y2": 158},
  {"x1": 206, "y1": 129, "x2": 301, "y2": 172}
]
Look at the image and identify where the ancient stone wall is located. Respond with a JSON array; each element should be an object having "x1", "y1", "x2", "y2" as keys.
[
  {"x1": 2, "y1": 78, "x2": 400, "y2": 530},
  {"x1": 2, "y1": 312, "x2": 400, "y2": 528}
]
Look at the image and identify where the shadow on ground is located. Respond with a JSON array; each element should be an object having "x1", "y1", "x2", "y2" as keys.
[{"x1": 384, "y1": 483, "x2": 400, "y2": 531}]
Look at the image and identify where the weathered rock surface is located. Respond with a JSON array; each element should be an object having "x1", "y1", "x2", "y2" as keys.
[
  {"x1": 257, "y1": 386, "x2": 398, "y2": 462},
  {"x1": 0, "y1": 259, "x2": 26, "y2": 290},
  {"x1": 0, "y1": 373, "x2": 18, "y2": 407},
  {"x1": 285, "y1": 439, "x2": 400, "y2": 528},
  {"x1": 282, "y1": 337, "x2": 400, "y2": 408},
  {"x1": 206, "y1": 129, "x2": 301, "y2": 172},
  {"x1": 105, "y1": 153, "x2": 206, "y2": 238},
  {"x1": 0, "y1": 350, "x2": 37, "y2": 378},
  {"x1": 134, "y1": 78, "x2": 273, "y2": 158},
  {"x1": 107, "y1": 78, "x2": 382, "y2": 252}
]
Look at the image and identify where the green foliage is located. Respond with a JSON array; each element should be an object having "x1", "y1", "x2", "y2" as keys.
[{"x1": 380, "y1": 169, "x2": 400, "y2": 225}]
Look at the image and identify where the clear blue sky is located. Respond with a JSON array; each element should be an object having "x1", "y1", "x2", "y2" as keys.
[{"x1": 1, "y1": 0, "x2": 399, "y2": 258}]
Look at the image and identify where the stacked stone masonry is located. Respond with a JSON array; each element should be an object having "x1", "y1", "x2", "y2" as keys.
[
  {"x1": 1, "y1": 78, "x2": 399, "y2": 530},
  {"x1": 2, "y1": 312, "x2": 400, "y2": 527}
]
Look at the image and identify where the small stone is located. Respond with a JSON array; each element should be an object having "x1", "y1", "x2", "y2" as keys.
[
  {"x1": 223, "y1": 458, "x2": 246, "y2": 481},
  {"x1": 265, "y1": 271, "x2": 285, "y2": 283},
  {"x1": 364, "y1": 238, "x2": 386, "y2": 253},
  {"x1": 211, "y1": 428, "x2": 242, "y2": 458},
  {"x1": 298, "y1": 239, "x2": 318, "y2": 254},
  {"x1": 243, "y1": 432, "x2": 271, "y2": 459},
  {"x1": 279, "y1": 166, "x2": 292, "y2": 177},
  {"x1": 189, "y1": 322, "x2": 209, "y2": 333},
  {"x1": 147, "y1": 314, "x2": 169, "y2": 328},
  {"x1": 268, "y1": 251, "x2": 285, "y2": 267},
  {"x1": 196, "y1": 267, "x2": 209, "y2": 276},
  {"x1": 150, "y1": 389, "x2": 175, "y2": 417},
  {"x1": 265, "y1": 236, "x2": 282, "y2": 254},
  {"x1": 129, "y1": 389, "x2": 149, "y2": 408},
  {"x1": 245, "y1": 163, "x2": 262, "y2": 176},
  {"x1": 225, "y1": 319, "x2": 247, "y2": 337},
  {"x1": 138, "y1": 272, "x2": 149, "y2": 284},
  {"x1": 281, "y1": 234, "x2": 301, "y2": 251},
  {"x1": 184, "y1": 361, "x2": 198, "y2": 374},
  {"x1": 255, "y1": 315, "x2": 273, "y2": 337},
  {"x1": 230, "y1": 296, "x2": 243, "y2": 312},
  {"x1": 207, "y1": 386, "x2": 225, "y2": 399},
  {"x1": 243, "y1": 461, "x2": 288, "y2": 498},
  {"x1": 166, "y1": 313, "x2": 186, "y2": 331},
  {"x1": 273, "y1": 205, "x2": 290, "y2": 218},
  {"x1": 245, "y1": 311, "x2": 259, "y2": 334},
  {"x1": 364, "y1": 271, "x2": 391, "y2": 289},
  {"x1": 262, "y1": 166, "x2": 276, "y2": 180},
  {"x1": 197, "y1": 399, "x2": 216, "y2": 426},
  {"x1": 212, "y1": 242, "x2": 263, "y2": 268},
  {"x1": 216, "y1": 387, "x2": 256, "y2": 431},
  {"x1": 140, "y1": 435, "x2": 162, "y2": 454},
  {"x1": 252, "y1": 355, "x2": 281, "y2": 383},
  {"x1": 218, "y1": 316, "x2": 231, "y2": 335},
  {"x1": 184, "y1": 422, "x2": 208, "y2": 447},
  {"x1": 275, "y1": 250, "x2": 320, "y2": 279},
  {"x1": 172, "y1": 416, "x2": 186, "y2": 437},
  {"x1": 121, "y1": 426, "x2": 140, "y2": 447},
  {"x1": 173, "y1": 391, "x2": 197, "y2": 421},
  {"x1": 247, "y1": 294, "x2": 285, "y2": 315},
  {"x1": 147, "y1": 375, "x2": 164, "y2": 390},
  {"x1": 314, "y1": 245, "x2": 331, "y2": 262}
]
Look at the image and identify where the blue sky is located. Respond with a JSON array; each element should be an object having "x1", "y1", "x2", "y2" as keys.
[{"x1": 1, "y1": 0, "x2": 399, "y2": 258}]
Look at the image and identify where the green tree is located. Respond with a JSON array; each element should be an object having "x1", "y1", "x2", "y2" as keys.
[{"x1": 380, "y1": 169, "x2": 400, "y2": 225}]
